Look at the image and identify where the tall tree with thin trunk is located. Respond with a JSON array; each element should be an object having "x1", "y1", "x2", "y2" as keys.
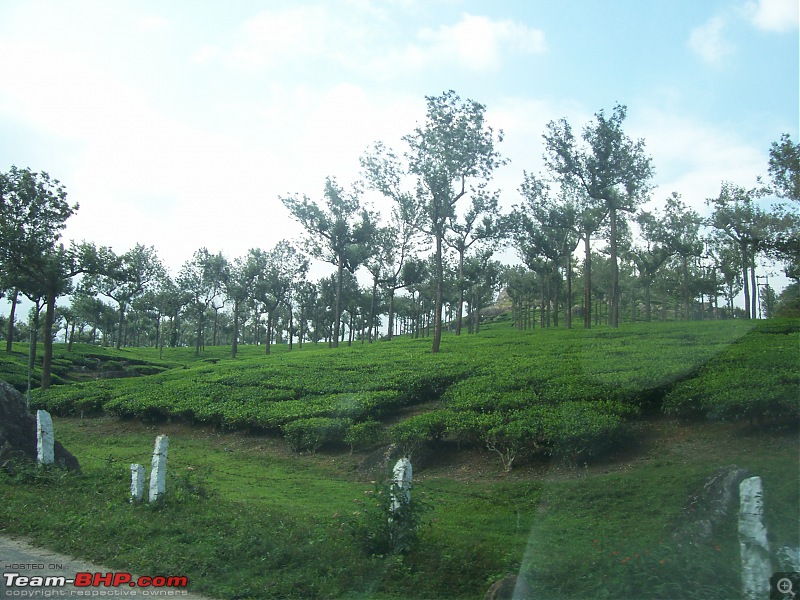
[
  {"x1": 281, "y1": 178, "x2": 375, "y2": 348},
  {"x1": 0, "y1": 166, "x2": 77, "y2": 354},
  {"x1": 361, "y1": 142, "x2": 427, "y2": 340},
  {"x1": 445, "y1": 190, "x2": 504, "y2": 335},
  {"x1": 86, "y1": 244, "x2": 165, "y2": 348},
  {"x1": 658, "y1": 193, "x2": 704, "y2": 320},
  {"x1": 543, "y1": 104, "x2": 653, "y2": 328},
  {"x1": 707, "y1": 182, "x2": 768, "y2": 319},
  {"x1": 514, "y1": 173, "x2": 581, "y2": 328},
  {"x1": 403, "y1": 90, "x2": 505, "y2": 352},
  {"x1": 249, "y1": 241, "x2": 308, "y2": 355},
  {"x1": 631, "y1": 210, "x2": 669, "y2": 322}
]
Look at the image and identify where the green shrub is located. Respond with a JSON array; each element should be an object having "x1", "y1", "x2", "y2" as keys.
[
  {"x1": 344, "y1": 420, "x2": 387, "y2": 452},
  {"x1": 389, "y1": 411, "x2": 450, "y2": 453},
  {"x1": 344, "y1": 479, "x2": 432, "y2": 557},
  {"x1": 281, "y1": 417, "x2": 352, "y2": 453}
]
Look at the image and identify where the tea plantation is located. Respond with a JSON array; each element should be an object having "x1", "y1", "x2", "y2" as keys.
[
  {"x1": 21, "y1": 318, "x2": 800, "y2": 470},
  {"x1": 1, "y1": 319, "x2": 798, "y2": 599}
]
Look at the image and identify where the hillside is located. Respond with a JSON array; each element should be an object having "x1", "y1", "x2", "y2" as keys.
[{"x1": 1, "y1": 319, "x2": 798, "y2": 598}]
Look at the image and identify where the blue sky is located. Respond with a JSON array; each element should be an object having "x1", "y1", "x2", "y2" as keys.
[{"x1": 0, "y1": 0, "x2": 797, "y2": 284}]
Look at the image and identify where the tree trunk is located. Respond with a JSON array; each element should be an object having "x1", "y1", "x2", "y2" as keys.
[
  {"x1": 231, "y1": 300, "x2": 240, "y2": 358},
  {"x1": 116, "y1": 304, "x2": 125, "y2": 350},
  {"x1": 40, "y1": 293, "x2": 56, "y2": 390},
  {"x1": 333, "y1": 257, "x2": 343, "y2": 348},
  {"x1": 553, "y1": 265, "x2": 560, "y2": 328},
  {"x1": 369, "y1": 279, "x2": 378, "y2": 343},
  {"x1": 566, "y1": 256, "x2": 572, "y2": 329},
  {"x1": 610, "y1": 207, "x2": 619, "y2": 328},
  {"x1": 584, "y1": 232, "x2": 592, "y2": 329},
  {"x1": 289, "y1": 302, "x2": 294, "y2": 351},
  {"x1": 68, "y1": 320, "x2": 76, "y2": 352},
  {"x1": 387, "y1": 289, "x2": 395, "y2": 340},
  {"x1": 750, "y1": 252, "x2": 757, "y2": 319},
  {"x1": 265, "y1": 312, "x2": 272, "y2": 355},
  {"x1": 432, "y1": 232, "x2": 443, "y2": 352},
  {"x1": 6, "y1": 289, "x2": 18, "y2": 352},
  {"x1": 740, "y1": 243, "x2": 751, "y2": 319},
  {"x1": 683, "y1": 256, "x2": 691, "y2": 320},
  {"x1": 456, "y1": 250, "x2": 464, "y2": 336},
  {"x1": 645, "y1": 278, "x2": 652, "y2": 322}
]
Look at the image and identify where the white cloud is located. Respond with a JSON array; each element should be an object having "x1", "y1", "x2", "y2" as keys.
[
  {"x1": 414, "y1": 13, "x2": 546, "y2": 71},
  {"x1": 630, "y1": 109, "x2": 767, "y2": 214},
  {"x1": 225, "y1": 7, "x2": 332, "y2": 69},
  {"x1": 688, "y1": 16, "x2": 733, "y2": 65},
  {"x1": 744, "y1": 0, "x2": 799, "y2": 32},
  {"x1": 136, "y1": 16, "x2": 169, "y2": 30}
]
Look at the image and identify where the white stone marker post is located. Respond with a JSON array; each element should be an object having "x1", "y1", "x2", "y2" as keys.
[
  {"x1": 738, "y1": 476, "x2": 771, "y2": 600},
  {"x1": 130, "y1": 464, "x2": 146, "y2": 502},
  {"x1": 36, "y1": 409, "x2": 54, "y2": 465},
  {"x1": 390, "y1": 457, "x2": 412, "y2": 514},
  {"x1": 148, "y1": 435, "x2": 169, "y2": 503}
]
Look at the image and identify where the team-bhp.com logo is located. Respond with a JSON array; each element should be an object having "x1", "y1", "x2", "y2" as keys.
[{"x1": 4, "y1": 571, "x2": 189, "y2": 596}]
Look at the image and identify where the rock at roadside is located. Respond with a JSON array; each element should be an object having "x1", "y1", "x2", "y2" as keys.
[
  {"x1": 484, "y1": 574, "x2": 531, "y2": 599},
  {"x1": 0, "y1": 381, "x2": 80, "y2": 473},
  {"x1": 671, "y1": 464, "x2": 750, "y2": 546}
]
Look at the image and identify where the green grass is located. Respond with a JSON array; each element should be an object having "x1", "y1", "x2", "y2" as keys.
[
  {"x1": 1, "y1": 319, "x2": 798, "y2": 598},
  {"x1": 1, "y1": 417, "x2": 797, "y2": 599}
]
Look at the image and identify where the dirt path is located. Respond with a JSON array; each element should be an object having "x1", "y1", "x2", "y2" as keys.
[{"x1": 0, "y1": 534, "x2": 217, "y2": 599}]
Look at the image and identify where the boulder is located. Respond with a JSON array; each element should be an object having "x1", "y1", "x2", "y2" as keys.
[
  {"x1": 671, "y1": 464, "x2": 750, "y2": 546},
  {"x1": 484, "y1": 574, "x2": 531, "y2": 599},
  {"x1": 0, "y1": 381, "x2": 80, "y2": 473}
]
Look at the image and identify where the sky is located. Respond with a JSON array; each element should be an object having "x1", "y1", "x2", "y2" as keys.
[{"x1": 0, "y1": 0, "x2": 798, "y2": 293}]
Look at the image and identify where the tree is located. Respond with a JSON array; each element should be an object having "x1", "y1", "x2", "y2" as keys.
[
  {"x1": 658, "y1": 193, "x2": 704, "y2": 320},
  {"x1": 445, "y1": 190, "x2": 504, "y2": 334},
  {"x1": 514, "y1": 174, "x2": 581, "y2": 328},
  {"x1": 403, "y1": 90, "x2": 505, "y2": 352},
  {"x1": 85, "y1": 244, "x2": 166, "y2": 348},
  {"x1": 281, "y1": 178, "x2": 375, "y2": 348},
  {"x1": 707, "y1": 183, "x2": 769, "y2": 319},
  {"x1": 631, "y1": 210, "x2": 670, "y2": 322},
  {"x1": 177, "y1": 248, "x2": 226, "y2": 355},
  {"x1": 249, "y1": 241, "x2": 308, "y2": 354},
  {"x1": 361, "y1": 142, "x2": 427, "y2": 341},
  {"x1": 224, "y1": 252, "x2": 259, "y2": 358},
  {"x1": 543, "y1": 104, "x2": 653, "y2": 328},
  {"x1": 0, "y1": 166, "x2": 77, "y2": 353},
  {"x1": 768, "y1": 133, "x2": 800, "y2": 202}
]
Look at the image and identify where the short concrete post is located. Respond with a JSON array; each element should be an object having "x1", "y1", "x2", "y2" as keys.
[
  {"x1": 390, "y1": 457, "x2": 412, "y2": 514},
  {"x1": 738, "y1": 476, "x2": 771, "y2": 600},
  {"x1": 130, "y1": 464, "x2": 146, "y2": 502},
  {"x1": 36, "y1": 409, "x2": 54, "y2": 465},
  {"x1": 148, "y1": 435, "x2": 169, "y2": 503}
]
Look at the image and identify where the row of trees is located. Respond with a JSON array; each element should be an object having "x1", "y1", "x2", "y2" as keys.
[{"x1": 2, "y1": 92, "x2": 798, "y2": 389}]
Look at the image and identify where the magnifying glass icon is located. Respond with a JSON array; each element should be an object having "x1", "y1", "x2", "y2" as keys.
[{"x1": 777, "y1": 577, "x2": 796, "y2": 598}]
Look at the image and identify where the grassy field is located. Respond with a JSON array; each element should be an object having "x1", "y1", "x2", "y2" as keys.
[{"x1": 1, "y1": 319, "x2": 798, "y2": 599}]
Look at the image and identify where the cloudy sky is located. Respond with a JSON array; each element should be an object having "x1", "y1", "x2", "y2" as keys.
[{"x1": 0, "y1": 0, "x2": 797, "y2": 284}]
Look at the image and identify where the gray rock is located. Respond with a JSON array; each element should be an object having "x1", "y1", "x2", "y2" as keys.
[
  {"x1": 0, "y1": 381, "x2": 79, "y2": 472},
  {"x1": 484, "y1": 574, "x2": 531, "y2": 600},
  {"x1": 672, "y1": 464, "x2": 751, "y2": 546}
]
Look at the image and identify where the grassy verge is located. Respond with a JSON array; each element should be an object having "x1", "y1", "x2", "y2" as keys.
[{"x1": 2, "y1": 416, "x2": 797, "y2": 599}]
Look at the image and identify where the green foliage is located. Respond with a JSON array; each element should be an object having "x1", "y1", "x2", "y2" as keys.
[
  {"x1": 344, "y1": 420, "x2": 387, "y2": 452},
  {"x1": 282, "y1": 417, "x2": 352, "y2": 453},
  {"x1": 664, "y1": 320, "x2": 800, "y2": 423},
  {"x1": 22, "y1": 319, "x2": 797, "y2": 469},
  {"x1": 344, "y1": 480, "x2": 432, "y2": 557},
  {"x1": 389, "y1": 410, "x2": 450, "y2": 453}
]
